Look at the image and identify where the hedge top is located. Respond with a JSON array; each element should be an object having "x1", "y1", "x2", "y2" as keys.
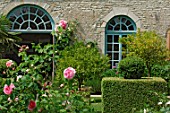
[{"x1": 102, "y1": 77, "x2": 166, "y2": 83}]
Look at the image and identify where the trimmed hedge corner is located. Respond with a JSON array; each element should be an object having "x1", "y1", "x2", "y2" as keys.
[{"x1": 101, "y1": 77, "x2": 167, "y2": 113}]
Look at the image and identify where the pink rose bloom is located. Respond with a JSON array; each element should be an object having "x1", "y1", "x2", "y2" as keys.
[
  {"x1": 6, "y1": 60, "x2": 14, "y2": 68},
  {"x1": 64, "y1": 67, "x2": 76, "y2": 79},
  {"x1": 3, "y1": 83, "x2": 15, "y2": 95},
  {"x1": 59, "y1": 20, "x2": 67, "y2": 29},
  {"x1": 28, "y1": 100, "x2": 36, "y2": 111},
  {"x1": 10, "y1": 83, "x2": 15, "y2": 89}
]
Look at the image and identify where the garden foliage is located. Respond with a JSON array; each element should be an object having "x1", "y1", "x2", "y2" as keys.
[
  {"x1": 119, "y1": 30, "x2": 170, "y2": 77},
  {"x1": 56, "y1": 41, "x2": 110, "y2": 88},
  {"x1": 0, "y1": 14, "x2": 21, "y2": 56},
  {"x1": 0, "y1": 20, "x2": 95, "y2": 112},
  {"x1": 118, "y1": 56, "x2": 146, "y2": 79},
  {"x1": 101, "y1": 77, "x2": 167, "y2": 113}
]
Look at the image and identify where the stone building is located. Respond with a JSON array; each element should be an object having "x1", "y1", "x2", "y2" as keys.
[{"x1": 0, "y1": 0, "x2": 170, "y2": 67}]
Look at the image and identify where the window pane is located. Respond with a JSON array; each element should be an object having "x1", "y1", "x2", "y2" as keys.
[
  {"x1": 114, "y1": 35, "x2": 119, "y2": 43},
  {"x1": 109, "y1": 61, "x2": 113, "y2": 69},
  {"x1": 37, "y1": 9, "x2": 43, "y2": 17},
  {"x1": 114, "y1": 44, "x2": 119, "y2": 51},
  {"x1": 110, "y1": 20, "x2": 116, "y2": 26},
  {"x1": 121, "y1": 18, "x2": 126, "y2": 23},
  {"x1": 108, "y1": 25, "x2": 113, "y2": 30},
  {"x1": 35, "y1": 17, "x2": 41, "y2": 24},
  {"x1": 30, "y1": 7, "x2": 37, "y2": 13},
  {"x1": 22, "y1": 7, "x2": 29, "y2": 14},
  {"x1": 113, "y1": 61, "x2": 119, "y2": 67},
  {"x1": 122, "y1": 24, "x2": 127, "y2": 30},
  {"x1": 23, "y1": 14, "x2": 28, "y2": 20},
  {"x1": 16, "y1": 17, "x2": 23, "y2": 24},
  {"x1": 107, "y1": 53, "x2": 112, "y2": 60},
  {"x1": 126, "y1": 20, "x2": 131, "y2": 26},
  {"x1": 14, "y1": 23, "x2": 20, "y2": 29},
  {"x1": 107, "y1": 44, "x2": 112, "y2": 51},
  {"x1": 114, "y1": 24, "x2": 120, "y2": 30},
  {"x1": 46, "y1": 23, "x2": 52, "y2": 29},
  {"x1": 9, "y1": 16, "x2": 16, "y2": 22},
  {"x1": 30, "y1": 14, "x2": 36, "y2": 21},
  {"x1": 107, "y1": 35, "x2": 112, "y2": 43},
  {"x1": 114, "y1": 53, "x2": 119, "y2": 60},
  {"x1": 30, "y1": 22, "x2": 37, "y2": 29},
  {"x1": 128, "y1": 25, "x2": 134, "y2": 30},
  {"x1": 39, "y1": 23, "x2": 45, "y2": 29},
  {"x1": 21, "y1": 22, "x2": 28, "y2": 29},
  {"x1": 42, "y1": 15, "x2": 50, "y2": 22}
]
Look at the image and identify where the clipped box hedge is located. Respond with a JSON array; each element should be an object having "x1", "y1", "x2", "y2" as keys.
[{"x1": 101, "y1": 77, "x2": 167, "y2": 113}]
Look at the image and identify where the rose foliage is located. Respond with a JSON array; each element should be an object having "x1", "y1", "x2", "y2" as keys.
[{"x1": 0, "y1": 20, "x2": 94, "y2": 113}]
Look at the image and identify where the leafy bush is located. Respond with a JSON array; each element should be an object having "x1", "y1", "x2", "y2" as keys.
[
  {"x1": 118, "y1": 56, "x2": 145, "y2": 79},
  {"x1": 0, "y1": 59, "x2": 17, "y2": 78},
  {"x1": 0, "y1": 20, "x2": 95, "y2": 112},
  {"x1": 151, "y1": 63, "x2": 170, "y2": 78},
  {"x1": 101, "y1": 68, "x2": 121, "y2": 78},
  {"x1": 119, "y1": 30, "x2": 170, "y2": 77},
  {"x1": 56, "y1": 41, "x2": 110, "y2": 88},
  {"x1": 101, "y1": 77, "x2": 167, "y2": 113}
]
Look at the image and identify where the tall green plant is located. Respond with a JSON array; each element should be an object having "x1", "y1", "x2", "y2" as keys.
[
  {"x1": 0, "y1": 14, "x2": 21, "y2": 55},
  {"x1": 56, "y1": 42, "x2": 110, "y2": 88},
  {"x1": 120, "y1": 30, "x2": 170, "y2": 77}
]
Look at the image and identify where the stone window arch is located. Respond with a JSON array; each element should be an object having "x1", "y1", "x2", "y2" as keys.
[{"x1": 7, "y1": 4, "x2": 54, "y2": 33}]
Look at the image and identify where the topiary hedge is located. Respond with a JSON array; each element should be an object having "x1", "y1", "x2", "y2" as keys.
[{"x1": 101, "y1": 77, "x2": 167, "y2": 113}]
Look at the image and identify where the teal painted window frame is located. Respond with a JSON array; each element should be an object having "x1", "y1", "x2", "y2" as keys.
[
  {"x1": 7, "y1": 4, "x2": 54, "y2": 33},
  {"x1": 105, "y1": 15, "x2": 136, "y2": 68}
]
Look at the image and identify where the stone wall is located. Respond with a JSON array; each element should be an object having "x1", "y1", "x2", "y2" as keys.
[{"x1": 0, "y1": 0, "x2": 170, "y2": 52}]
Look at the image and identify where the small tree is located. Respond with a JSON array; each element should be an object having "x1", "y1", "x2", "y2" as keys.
[
  {"x1": 120, "y1": 30, "x2": 170, "y2": 77},
  {"x1": 56, "y1": 42, "x2": 110, "y2": 88},
  {"x1": 0, "y1": 14, "x2": 21, "y2": 54}
]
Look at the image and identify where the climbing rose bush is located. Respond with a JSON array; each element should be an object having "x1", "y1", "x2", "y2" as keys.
[{"x1": 0, "y1": 20, "x2": 94, "y2": 113}]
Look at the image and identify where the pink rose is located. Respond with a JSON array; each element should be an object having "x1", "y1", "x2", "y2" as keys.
[
  {"x1": 10, "y1": 83, "x2": 15, "y2": 89},
  {"x1": 6, "y1": 60, "x2": 14, "y2": 68},
  {"x1": 28, "y1": 100, "x2": 36, "y2": 111},
  {"x1": 3, "y1": 83, "x2": 15, "y2": 95},
  {"x1": 59, "y1": 20, "x2": 67, "y2": 29},
  {"x1": 63, "y1": 67, "x2": 76, "y2": 79}
]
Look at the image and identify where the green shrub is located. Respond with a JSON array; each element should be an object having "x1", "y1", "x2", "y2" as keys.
[
  {"x1": 56, "y1": 41, "x2": 110, "y2": 88},
  {"x1": 151, "y1": 62, "x2": 170, "y2": 80},
  {"x1": 118, "y1": 56, "x2": 145, "y2": 79},
  {"x1": 101, "y1": 77, "x2": 167, "y2": 113},
  {"x1": 119, "y1": 30, "x2": 170, "y2": 77}
]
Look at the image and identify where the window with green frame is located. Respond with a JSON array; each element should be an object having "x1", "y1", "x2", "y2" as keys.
[
  {"x1": 105, "y1": 15, "x2": 136, "y2": 68},
  {"x1": 7, "y1": 4, "x2": 54, "y2": 33}
]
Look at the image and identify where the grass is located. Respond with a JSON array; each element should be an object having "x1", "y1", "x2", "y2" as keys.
[{"x1": 90, "y1": 95, "x2": 102, "y2": 112}]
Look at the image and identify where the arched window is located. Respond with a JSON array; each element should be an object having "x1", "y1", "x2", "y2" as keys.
[
  {"x1": 7, "y1": 4, "x2": 54, "y2": 33},
  {"x1": 5, "y1": 4, "x2": 54, "y2": 63},
  {"x1": 105, "y1": 15, "x2": 136, "y2": 68}
]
